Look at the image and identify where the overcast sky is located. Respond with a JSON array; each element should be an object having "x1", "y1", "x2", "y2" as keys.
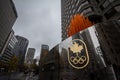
[{"x1": 13, "y1": 0, "x2": 61, "y2": 58}]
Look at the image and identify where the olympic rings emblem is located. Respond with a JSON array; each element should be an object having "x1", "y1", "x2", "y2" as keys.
[
  {"x1": 70, "y1": 56, "x2": 86, "y2": 64},
  {"x1": 67, "y1": 39, "x2": 89, "y2": 69}
]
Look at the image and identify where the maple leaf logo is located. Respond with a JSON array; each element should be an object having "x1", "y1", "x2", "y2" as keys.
[{"x1": 70, "y1": 42, "x2": 83, "y2": 53}]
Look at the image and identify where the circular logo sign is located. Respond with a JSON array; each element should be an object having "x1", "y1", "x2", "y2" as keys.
[{"x1": 67, "y1": 39, "x2": 89, "y2": 69}]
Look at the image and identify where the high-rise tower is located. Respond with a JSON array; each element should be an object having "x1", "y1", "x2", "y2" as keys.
[
  {"x1": 25, "y1": 48, "x2": 35, "y2": 64},
  {"x1": 61, "y1": 0, "x2": 120, "y2": 40},
  {"x1": 13, "y1": 36, "x2": 29, "y2": 66},
  {"x1": 0, "y1": 0, "x2": 17, "y2": 54}
]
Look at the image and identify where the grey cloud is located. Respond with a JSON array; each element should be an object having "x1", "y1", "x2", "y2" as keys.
[{"x1": 13, "y1": 0, "x2": 61, "y2": 58}]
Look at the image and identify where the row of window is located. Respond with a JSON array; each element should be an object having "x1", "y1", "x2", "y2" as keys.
[
  {"x1": 97, "y1": 0, "x2": 118, "y2": 12},
  {"x1": 81, "y1": 7, "x2": 93, "y2": 16},
  {"x1": 98, "y1": 0, "x2": 120, "y2": 19},
  {"x1": 63, "y1": 0, "x2": 90, "y2": 17},
  {"x1": 104, "y1": 5, "x2": 120, "y2": 19},
  {"x1": 96, "y1": 0, "x2": 115, "y2": 4},
  {"x1": 77, "y1": 1, "x2": 90, "y2": 13}
]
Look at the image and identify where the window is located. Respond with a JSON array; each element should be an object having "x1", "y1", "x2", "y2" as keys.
[
  {"x1": 104, "y1": 8, "x2": 117, "y2": 19},
  {"x1": 114, "y1": 5, "x2": 120, "y2": 12},
  {"x1": 86, "y1": 7, "x2": 92, "y2": 12},
  {"x1": 82, "y1": 7, "x2": 92, "y2": 15},
  {"x1": 72, "y1": 5, "x2": 74, "y2": 9},
  {"x1": 83, "y1": 1, "x2": 89, "y2": 5},
  {"x1": 76, "y1": 0, "x2": 80, "y2": 7},
  {"x1": 91, "y1": 7, "x2": 94, "y2": 11},
  {"x1": 70, "y1": 10, "x2": 71, "y2": 14},
  {"x1": 100, "y1": 6, "x2": 104, "y2": 10},
  {"x1": 81, "y1": 1, "x2": 89, "y2": 8},
  {"x1": 73, "y1": 9, "x2": 75, "y2": 13},
  {"x1": 77, "y1": 1, "x2": 90, "y2": 12},
  {"x1": 115, "y1": 57, "x2": 118, "y2": 64},
  {"x1": 83, "y1": 8, "x2": 92, "y2": 13},
  {"x1": 109, "y1": 0, "x2": 115, "y2": 2},
  {"x1": 96, "y1": 0, "x2": 100, "y2": 3},
  {"x1": 71, "y1": 0, "x2": 73, "y2": 4},
  {"x1": 103, "y1": 0, "x2": 110, "y2": 8},
  {"x1": 77, "y1": 6, "x2": 81, "y2": 12}
]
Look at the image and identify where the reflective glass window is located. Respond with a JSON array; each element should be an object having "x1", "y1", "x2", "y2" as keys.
[{"x1": 114, "y1": 5, "x2": 120, "y2": 12}]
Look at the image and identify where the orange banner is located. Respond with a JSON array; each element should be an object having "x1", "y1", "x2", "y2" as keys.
[{"x1": 67, "y1": 14, "x2": 94, "y2": 37}]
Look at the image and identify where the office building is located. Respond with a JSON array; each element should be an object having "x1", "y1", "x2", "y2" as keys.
[
  {"x1": 39, "y1": 44, "x2": 49, "y2": 80},
  {"x1": 61, "y1": 0, "x2": 120, "y2": 40},
  {"x1": 81, "y1": 30, "x2": 105, "y2": 70},
  {"x1": 43, "y1": 31, "x2": 117, "y2": 80},
  {"x1": 39, "y1": 45, "x2": 49, "y2": 65},
  {"x1": 39, "y1": 32, "x2": 116, "y2": 80},
  {"x1": 25, "y1": 48, "x2": 35, "y2": 64},
  {"x1": 13, "y1": 36, "x2": 29, "y2": 66},
  {"x1": 95, "y1": 20, "x2": 120, "y2": 79},
  {"x1": 0, "y1": 30, "x2": 18, "y2": 66},
  {"x1": 39, "y1": 45, "x2": 49, "y2": 71},
  {"x1": 39, "y1": 45, "x2": 59, "y2": 80},
  {"x1": 81, "y1": 29, "x2": 117, "y2": 80},
  {"x1": 95, "y1": 0, "x2": 120, "y2": 21},
  {"x1": 0, "y1": 0, "x2": 17, "y2": 54},
  {"x1": 61, "y1": 1, "x2": 120, "y2": 78},
  {"x1": 61, "y1": 0, "x2": 100, "y2": 40}
]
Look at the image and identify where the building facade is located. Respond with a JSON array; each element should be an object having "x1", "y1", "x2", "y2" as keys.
[
  {"x1": 39, "y1": 45, "x2": 59, "y2": 80},
  {"x1": 81, "y1": 29, "x2": 117, "y2": 80},
  {"x1": 13, "y1": 36, "x2": 29, "y2": 66},
  {"x1": 61, "y1": 1, "x2": 120, "y2": 78},
  {"x1": 39, "y1": 44, "x2": 49, "y2": 80},
  {"x1": 95, "y1": 20, "x2": 120, "y2": 79},
  {"x1": 0, "y1": 0, "x2": 17, "y2": 54},
  {"x1": 81, "y1": 30, "x2": 105, "y2": 70},
  {"x1": 0, "y1": 30, "x2": 18, "y2": 64},
  {"x1": 61, "y1": 0, "x2": 100, "y2": 40},
  {"x1": 95, "y1": 0, "x2": 120, "y2": 21},
  {"x1": 39, "y1": 32, "x2": 117, "y2": 80},
  {"x1": 61, "y1": 0, "x2": 120, "y2": 40},
  {"x1": 39, "y1": 45, "x2": 49, "y2": 65},
  {"x1": 25, "y1": 48, "x2": 35, "y2": 64}
]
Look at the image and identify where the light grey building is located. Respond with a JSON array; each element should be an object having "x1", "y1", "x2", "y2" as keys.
[{"x1": 25, "y1": 48, "x2": 35, "y2": 64}]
